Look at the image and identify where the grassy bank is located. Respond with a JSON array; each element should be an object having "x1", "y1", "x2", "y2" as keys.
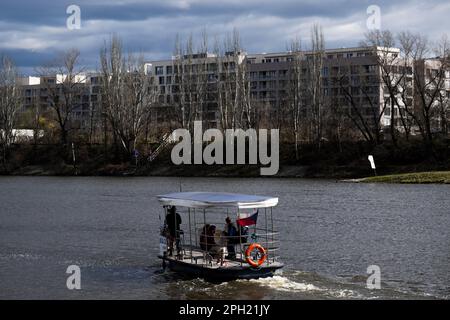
[{"x1": 362, "y1": 171, "x2": 450, "y2": 184}]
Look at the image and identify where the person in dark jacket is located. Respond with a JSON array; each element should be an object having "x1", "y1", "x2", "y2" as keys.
[
  {"x1": 165, "y1": 206, "x2": 182, "y2": 256},
  {"x1": 224, "y1": 217, "x2": 238, "y2": 258}
]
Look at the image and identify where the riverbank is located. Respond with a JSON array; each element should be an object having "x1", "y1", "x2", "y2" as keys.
[
  {"x1": 2, "y1": 139, "x2": 449, "y2": 181},
  {"x1": 6, "y1": 163, "x2": 450, "y2": 184},
  {"x1": 361, "y1": 171, "x2": 450, "y2": 184}
]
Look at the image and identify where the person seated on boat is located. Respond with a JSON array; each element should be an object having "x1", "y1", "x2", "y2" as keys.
[
  {"x1": 165, "y1": 206, "x2": 182, "y2": 256},
  {"x1": 200, "y1": 224, "x2": 217, "y2": 252},
  {"x1": 223, "y1": 217, "x2": 238, "y2": 259},
  {"x1": 209, "y1": 225, "x2": 227, "y2": 265},
  {"x1": 200, "y1": 225, "x2": 225, "y2": 263}
]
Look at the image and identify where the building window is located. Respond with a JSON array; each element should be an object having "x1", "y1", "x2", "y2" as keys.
[
  {"x1": 351, "y1": 87, "x2": 360, "y2": 95},
  {"x1": 207, "y1": 74, "x2": 217, "y2": 82},
  {"x1": 368, "y1": 65, "x2": 377, "y2": 73},
  {"x1": 155, "y1": 66, "x2": 164, "y2": 75},
  {"x1": 159, "y1": 77, "x2": 165, "y2": 85},
  {"x1": 207, "y1": 63, "x2": 218, "y2": 72},
  {"x1": 166, "y1": 66, "x2": 173, "y2": 74}
]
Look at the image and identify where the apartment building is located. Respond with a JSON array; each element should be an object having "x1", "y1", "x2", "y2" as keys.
[
  {"x1": 19, "y1": 73, "x2": 102, "y2": 130},
  {"x1": 144, "y1": 51, "x2": 247, "y2": 129},
  {"x1": 145, "y1": 46, "x2": 410, "y2": 133},
  {"x1": 17, "y1": 46, "x2": 446, "y2": 140}
]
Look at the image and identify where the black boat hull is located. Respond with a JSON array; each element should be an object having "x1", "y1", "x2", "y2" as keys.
[{"x1": 160, "y1": 256, "x2": 283, "y2": 282}]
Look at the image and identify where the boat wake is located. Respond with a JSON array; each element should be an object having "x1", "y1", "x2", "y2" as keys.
[
  {"x1": 248, "y1": 276, "x2": 320, "y2": 292},
  {"x1": 246, "y1": 275, "x2": 363, "y2": 298}
]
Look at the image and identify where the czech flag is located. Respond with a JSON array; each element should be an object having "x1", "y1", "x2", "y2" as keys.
[{"x1": 236, "y1": 210, "x2": 258, "y2": 227}]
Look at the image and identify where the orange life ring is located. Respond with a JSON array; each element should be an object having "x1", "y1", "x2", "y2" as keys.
[{"x1": 245, "y1": 243, "x2": 267, "y2": 268}]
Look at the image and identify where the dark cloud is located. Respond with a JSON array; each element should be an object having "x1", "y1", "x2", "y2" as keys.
[
  {"x1": 0, "y1": 0, "x2": 383, "y2": 24},
  {"x1": 0, "y1": 48, "x2": 54, "y2": 68},
  {"x1": 0, "y1": 0, "x2": 448, "y2": 74}
]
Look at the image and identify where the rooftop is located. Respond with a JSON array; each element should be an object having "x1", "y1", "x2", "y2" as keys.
[{"x1": 157, "y1": 192, "x2": 278, "y2": 209}]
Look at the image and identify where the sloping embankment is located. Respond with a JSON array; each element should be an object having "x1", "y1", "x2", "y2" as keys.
[{"x1": 360, "y1": 171, "x2": 450, "y2": 184}]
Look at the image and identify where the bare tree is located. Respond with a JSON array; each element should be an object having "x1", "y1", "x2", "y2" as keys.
[
  {"x1": 307, "y1": 24, "x2": 325, "y2": 147},
  {"x1": 100, "y1": 35, "x2": 156, "y2": 158},
  {"x1": 196, "y1": 29, "x2": 213, "y2": 129},
  {"x1": 0, "y1": 55, "x2": 21, "y2": 169},
  {"x1": 401, "y1": 33, "x2": 449, "y2": 151},
  {"x1": 217, "y1": 35, "x2": 236, "y2": 129},
  {"x1": 212, "y1": 29, "x2": 250, "y2": 130},
  {"x1": 219, "y1": 29, "x2": 245, "y2": 129},
  {"x1": 434, "y1": 34, "x2": 450, "y2": 136},
  {"x1": 37, "y1": 49, "x2": 86, "y2": 147},
  {"x1": 391, "y1": 32, "x2": 450, "y2": 152},
  {"x1": 362, "y1": 30, "x2": 408, "y2": 147},
  {"x1": 396, "y1": 31, "x2": 418, "y2": 139},
  {"x1": 172, "y1": 33, "x2": 200, "y2": 131},
  {"x1": 230, "y1": 29, "x2": 253, "y2": 130},
  {"x1": 286, "y1": 37, "x2": 304, "y2": 159},
  {"x1": 17, "y1": 95, "x2": 43, "y2": 147},
  {"x1": 334, "y1": 60, "x2": 387, "y2": 145}
]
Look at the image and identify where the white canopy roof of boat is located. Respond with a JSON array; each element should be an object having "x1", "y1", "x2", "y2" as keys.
[{"x1": 157, "y1": 192, "x2": 278, "y2": 209}]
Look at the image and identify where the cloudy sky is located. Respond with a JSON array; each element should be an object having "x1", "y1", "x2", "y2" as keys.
[{"x1": 0, "y1": 0, "x2": 449, "y2": 75}]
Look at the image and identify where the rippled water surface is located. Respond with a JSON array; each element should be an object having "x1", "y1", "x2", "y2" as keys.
[{"x1": 0, "y1": 176, "x2": 449, "y2": 299}]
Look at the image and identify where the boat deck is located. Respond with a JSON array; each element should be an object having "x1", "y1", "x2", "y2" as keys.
[{"x1": 160, "y1": 247, "x2": 281, "y2": 270}]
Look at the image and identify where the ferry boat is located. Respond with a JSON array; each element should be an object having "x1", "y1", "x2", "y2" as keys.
[{"x1": 156, "y1": 192, "x2": 283, "y2": 282}]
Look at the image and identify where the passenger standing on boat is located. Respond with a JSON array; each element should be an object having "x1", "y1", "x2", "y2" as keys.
[
  {"x1": 199, "y1": 224, "x2": 211, "y2": 251},
  {"x1": 224, "y1": 217, "x2": 238, "y2": 259},
  {"x1": 165, "y1": 206, "x2": 182, "y2": 256}
]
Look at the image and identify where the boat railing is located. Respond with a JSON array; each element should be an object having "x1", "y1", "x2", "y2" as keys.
[
  {"x1": 162, "y1": 205, "x2": 281, "y2": 268},
  {"x1": 173, "y1": 228, "x2": 281, "y2": 267}
]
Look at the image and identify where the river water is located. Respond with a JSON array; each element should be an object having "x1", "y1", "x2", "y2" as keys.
[{"x1": 0, "y1": 176, "x2": 449, "y2": 299}]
